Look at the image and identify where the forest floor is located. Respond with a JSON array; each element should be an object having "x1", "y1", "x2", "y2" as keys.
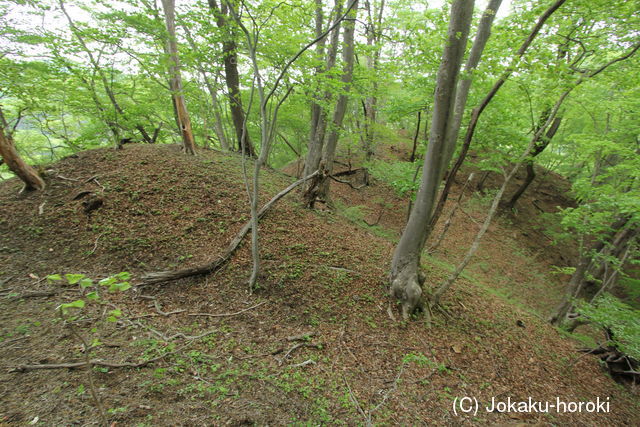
[{"x1": 0, "y1": 143, "x2": 638, "y2": 426}]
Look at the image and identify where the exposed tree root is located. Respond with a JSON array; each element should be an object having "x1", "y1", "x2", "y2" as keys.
[{"x1": 141, "y1": 171, "x2": 318, "y2": 285}]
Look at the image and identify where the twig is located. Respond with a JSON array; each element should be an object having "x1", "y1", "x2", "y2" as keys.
[
  {"x1": 10, "y1": 290, "x2": 59, "y2": 299},
  {"x1": 188, "y1": 301, "x2": 266, "y2": 318},
  {"x1": 290, "y1": 359, "x2": 315, "y2": 368},
  {"x1": 88, "y1": 233, "x2": 105, "y2": 255},
  {"x1": 329, "y1": 174, "x2": 367, "y2": 190},
  {"x1": 38, "y1": 202, "x2": 46, "y2": 215},
  {"x1": 342, "y1": 374, "x2": 369, "y2": 424},
  {"x1": 279, "y1": 343, "x2": 305, "y2": 365},
  {"x1": 287, "y1": 331, "x2": 317, "y2": 341}
]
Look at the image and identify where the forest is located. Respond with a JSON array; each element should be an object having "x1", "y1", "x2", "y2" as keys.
[{"x1": 0, "y1": 0, "x2": 639, "y2": 424}]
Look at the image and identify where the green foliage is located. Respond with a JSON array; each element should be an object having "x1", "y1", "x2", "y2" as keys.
[
  {"x1": 48, "y1": 272, "x2": 131, "y2": 320},
  {"x1": 576, "y1": 294, "x2": 640, "y2": 360},
  {"x1": 366, "y1": 159, "x2": 418, "y2": 196}
]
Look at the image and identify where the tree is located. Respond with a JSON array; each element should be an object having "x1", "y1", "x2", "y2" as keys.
[
  {"x1": 428, "y1": 0, "x2": 567, "y2": 232},
  {"x1": 389, "y1": 0, "x2": 474, "y2": 320},
  {"x1": 303, "y1": 0, "x2": 359, "y2": 207},
  {"x1": 161, "y1": 0, "x2": 196, "y2": 155},
  {"x1": 0, "y1": 105, "x2": 45, "y2": 191},
  {"x1": 58, "y1": 0, "x2": 157, "y2": 147},
  {"x1": 208, "y1": 0, "x2": 255, "y2": 157},
  {"x1": 361, "y1": 0, "x2": 386, "y2": 161}
]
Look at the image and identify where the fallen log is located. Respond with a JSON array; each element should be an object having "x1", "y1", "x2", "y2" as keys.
[{"x1": 141, "y1": 171, "x2": 319, "y2": 285}]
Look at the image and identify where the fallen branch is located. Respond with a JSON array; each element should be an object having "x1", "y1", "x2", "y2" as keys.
[
  {"x1": 141, "y1": 171, "x2": 318, "y2": 284},
  {"x1": 290, "y1": 359, "x2": 315, "y2": 368},
  {"x1": 287, "y1": 331, "x2": 317, "y2": 341},
  {"x1": 329, "y1": 174, "x2": 367, "y2": 190},
  {"x1": 10, "y1": 345, "x2": 183, "y2": 372},
  {"x1": 9, "y1": 290, "x2": 59, "y2": 299}
]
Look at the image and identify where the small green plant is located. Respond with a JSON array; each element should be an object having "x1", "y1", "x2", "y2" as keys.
[{"x1": 47, "y1": 272, "x2": 132, "y2": 425}]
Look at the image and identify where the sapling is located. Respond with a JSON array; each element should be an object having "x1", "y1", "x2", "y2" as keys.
[{"x1": 48, "y1": 272, "x2": 132, "y2": 426}]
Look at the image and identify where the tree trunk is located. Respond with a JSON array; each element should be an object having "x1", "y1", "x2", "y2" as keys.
[
  {"x1": 182, "y1": 24, "x2": 230, "y2": 150},
  {"x1": 507, "y1": 115, "x2": 562, "y2": 209},
  {"x1": 161, "y1": 0, "x2": 197, "y2": 155},
  {"x1": 390, "y1": 0, "x2": 474, "y2": 320},
  {"x1": 0, "y1": 107, "x2": 45, "y2": 192},
  {"x1": 303, "y1": 0, "x2": 345, "y2": 205},
  {"x1": 362, "y1": 0, "x2": 385, "y2": 161},
  {"x1": 409, "y1": 110, "x2": 421, "y2": 162},
  {"x1": 308, "y1": 0, "x2": 326, "y2": 154},
  {"x1": 209, "y1": 0, "x2": 255, "y2": 157},
  {"x1": 315, "y1": 0, "x2": 359, "y2": 204},
  {"x1": 550, "y1": 217, "x2": 630, "y2": 325},
  {"x1": 441, "y1": 0, "x2": 503, "y2": 168}
]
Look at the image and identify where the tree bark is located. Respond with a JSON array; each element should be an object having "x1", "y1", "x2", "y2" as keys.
[
  {"x1": 441, "y1": 0, "x2": 503, "y2": 168},
  {"x1": 389, "y1": 0, "x2": 474, "y2": 320},
  {"x1": 409, "y1": 110, "x2": 421, "y2": 163},
  {"x1": 308, "y1": 0, "x2": 327, "y2": 155},
  {"x1": 161, "y1": 0, "x2": 197, "y2": 155},
  {"x1": 0, "y1": 107, "x2": 45, "y2": 192},
  {"x1": 209, "y1": 0, "x2": 255, "y2": 157}
]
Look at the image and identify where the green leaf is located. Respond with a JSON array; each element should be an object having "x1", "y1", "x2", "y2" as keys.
[
  {"x1": 116, "y1": 282, "x2": 131, "y2": 292},
  {"x1": 79, "y1": 278, "x2": 94, "y2": 288},
  {"x1": 86, "y1": 291, "x2": 99, "y2": 300},
  {"x1": 99, "y1": 277, "x2": 116, "y2": 287},
  {"x1": 115, "y1": 272, "x2": 131, "y2": 280},
  {"x1": 59, "y1": 299, "x2": 85, "y2": 314},
  {"x1": 65, "y1": 273, "x2": 86, "y2": 284},
  {"x1": 47, "y1": 274, "x2": 62, "y2": 281}
]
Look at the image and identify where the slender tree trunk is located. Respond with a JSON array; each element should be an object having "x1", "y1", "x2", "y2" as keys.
[
  {"x1": 315, "y1": 0, "x2": 359, "y2": 204},
  {"x1": 390, "y1": 0, "x2": 474, "y2": 320},
  {"x1": 441, "y1": 0, "x2": 503, "y2": 167},
  {"x1": 507, "y1": 116, "x2": 562, "y2": 209},
  {"x1": 303, "y1": 0, "x2": 345, "y2": 205},
  {"x1": 209, "y1": 0, "x2": 255, "y2": 157},
  {"x1": 429, "y1": 0, "x2": 567, "y2": 232},
  {"x1": 161, "y1": 0, "x2": 197, "y2": 155},
  {"x1": 309, "y1": 0, "x2": 326, "y2": 153},
  {"x1": 182, "y1": 24, "x2": 230, "y2": 150},
  {"x1": 550, "y1": 217, "x2": 630, "y2": 325},
  {"x1": 0, "y1": 107, "x2": 45, "y2": 192},
  {"x1": 362, "y1": 0, "x2": 385, "y2": 161},
  {"x1": 409, "y1": 110, "x2": 421, "y2": 163}
]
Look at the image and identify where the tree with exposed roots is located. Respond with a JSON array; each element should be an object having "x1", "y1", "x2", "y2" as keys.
[{"x1": 389, "y1": 0, "x2": 474, "y2": 320}]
